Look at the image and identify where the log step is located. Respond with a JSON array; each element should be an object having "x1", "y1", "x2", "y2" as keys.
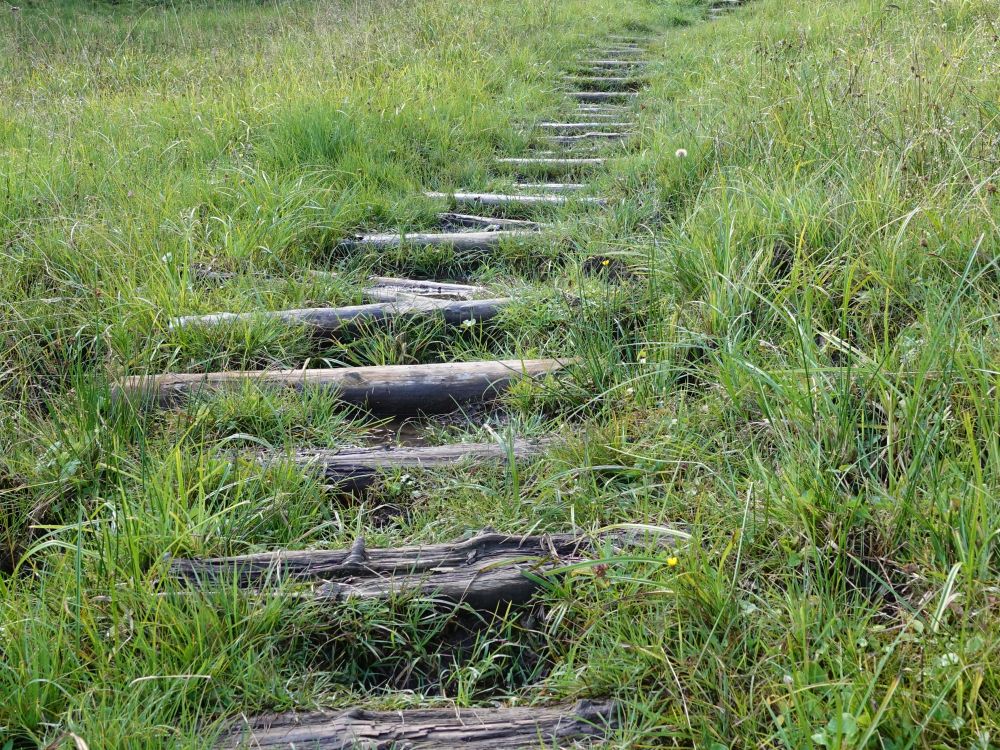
[
  {"x1": 437, "y1": 212, "x2": 543, "y2": 230},
  {"x1": 543, "y1": 133, "x2": 629, "y2": 146},
  {"x1": 512, "y1": 182, "x2": 589, "y2": 192},
  {"x1": 284, "y1": 439, "x2": 550, "y2": 491},
  {"x1": 562, "y1": 76, "x2": 645, "y2": 91},
  {"x1": 115, "y1": 358, "x2": 573, "y2": 411},
  {"x1": 169, "y1": 297, "x2": 510, "y2": 335},
  {"x1": 425, "y1": 191, "x2": 604, "y2": 206},
  {"x1": 215, "y1": 700, "x2": 617, "y2": 749},
  {"x1": 578, "y1": 59, "x2": 647, "y2": 66},
  {"x1": 496, "y1": 157, "x2": 605, "y2": 170},
  {"x1": 168, "y1": 530, "x2": 590, "y2": 609},
  {"x1": 339, "y1": 229, "x2": 537, "y2": 252},
  {"x1": 359, "y1": 275, "x2": 489, "y2": 301},
  {"x1": 570, "y1": 91, "x2": 638, "y2": 102},
  {"x1": 535, "y1": 121, "x2": 633, "y2": 131}
]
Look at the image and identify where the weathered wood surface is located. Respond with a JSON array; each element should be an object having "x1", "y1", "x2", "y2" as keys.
[
  {"x1": 496, "y1": 157, "x2": 605, "y2": 169},
  {"x1": 436, "y1": 212, "x2": 544, "y2": 230},
  {"x1": 215, "y1": 700, "x2": 617, "y2": 749},
  {"x1": 578, "y1": 59, "x2": 647, "y2": 66},
  {"x1": 116, "y1": 358, "x2": 572, "y2": 411},
  {"x1": 512, "y1": 182, "x2": 589, "y2": 192},
  {"x1": 543, "y1": 133, "x2": 628, "y2": 146},
  {"x1": 571, "y1": 91, "x2": 638, "y2": 103},
  {"x1": 168, "y1": 531, "x2": 590, "y2": 609},
  {"x1": 359, "y1": 276, "x2": 489, "y2": 301},
  {"x1": 535, "y1": 121, "x2": 632, "y2": 131},
  {"x1": 169, "y1": 298, "x2": 509, "y2": 335},
  {"x1": 279, "y1": 439, "x2": 551, "y2": 491},
  {"x1": 425, "y1": 191, "x2": 603, "y2": 206},
  {"x1": 562, "y1": 76, "x2": 644, "y2": 91},
  {"x1": 339, "y1": 229, "x2": 537, "y2": 252}
]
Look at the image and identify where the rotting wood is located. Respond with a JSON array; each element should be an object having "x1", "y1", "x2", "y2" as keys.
[
  {"x1": 215, "y1": 699, "x2": 618, "y2": 749},
  {"x1": 535, "y1": 121, "x2": 632, "y2": 131},
  {"x1": 436, "y1": 212, "x2": 545, "y2": 230},
  {"x1": 425, "y1": 191, "x2": 604, "y2": 206},
  {"x1": 338, "y1": 229, "x2": 537, "y2": 252},
  {"x1": 115, "y1": 358, "x2": 573, "y2": 411},
  {"x1": 359, "y1": 275, "x2": 489, "y2": 301},
  {"x1": 168, "y1": 297, "x2": 510, "y2": 336},
  {"x1": 496, "y1": 157, "x2": 605, "y2": 169},
  {"x1": 543, "y1": 133, "x2": 628, "y2": 146},
  {"x1": 279, "y1": 438, "x2": 551, "y2": 492},
  {"x1": 578, "y1": 59, "x2": 647, "y2": 66},
  {"x1": 512, "y1": 182, "x2": 589, "y2": 192},
  {"x1": 167, "y1": 530, "x2": 590, "y2": 609},
  {"x1": 562, "y1": 76, "x2": 644, "y2": 91}
]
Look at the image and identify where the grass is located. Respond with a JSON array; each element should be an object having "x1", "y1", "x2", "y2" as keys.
[{"x1": 2, "y1": 0, "x2": 1000, "y2": 746}]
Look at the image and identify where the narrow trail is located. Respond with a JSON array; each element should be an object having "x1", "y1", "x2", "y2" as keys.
[{"x1": 125, "y1": 4, "x2": 744, "y2": 746}]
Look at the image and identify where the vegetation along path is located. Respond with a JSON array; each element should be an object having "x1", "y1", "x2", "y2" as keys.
[{"x1": 2, "y1": 0, "x2": 999, "y2": 746}]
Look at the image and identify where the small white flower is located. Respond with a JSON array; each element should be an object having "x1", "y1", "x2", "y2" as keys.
[
  {"x1": 675, "y1": 148, "x2": 688, "y2": 158},
  {"x1": 161, "y1": 252, "x2": 173, "y2": 263},
  {"x1": 461, "y1": 318, "x2": 476, "y2": 329}
]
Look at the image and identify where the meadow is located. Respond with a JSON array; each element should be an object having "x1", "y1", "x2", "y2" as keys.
[{"x1": 1, "y1": 0, "x2": 999, "y2": 746}]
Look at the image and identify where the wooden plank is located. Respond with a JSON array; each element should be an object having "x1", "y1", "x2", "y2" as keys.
[
  {"x1": 215, "y1": 700, "x2": 617, "y2": 749},
  {"x1": 283, "y1": 438, "x2": 550, "y2": 491},
  {"x1": 496, "y1": 157, "x2": 605, "y2": 169},
  {"x1": 168, "y1": 530, "x2": 590, "y2": 609},
  {"x1": 543, "y1": 133, "x2": 628, "y2": 146},
  {"x1": 578, "y1": 59, "x2": 647, "y2": 66},
  {"x1": 115, "y1": 358, "x2": 573, "y2": 411},
  {"x1": 425, "y1": 191, "x2": 603, "y2": 206},
  {"x1": 562, "y1": 76, "x2": 644, "y2": 91},
  {"x1": 535, "y1": 121, "x2": 633, "y2": 131},
  {"x1": 169, "y1": 298, "x2": 510, "y2": 335},
  {"x1": 512, "y1": 182, "x2": 589, "y2": 192},
  {"x1": 339, "y1": 229, "x2": 537, "y2": 252},
  {"x1": 361, "y1": 276, "x2": 489, "y2": 300}
]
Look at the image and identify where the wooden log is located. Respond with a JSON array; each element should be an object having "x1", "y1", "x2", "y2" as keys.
[
  {"x1": 215, "y1": 700, "x2": 617, "y2": 749},
  {"x1": 578, "y1": 59, "x2": 647, "y2": 66},
  {"x1": 339, "y1": 229, "x2": 537, "y2": 252},
  {"x1": 425, "y1": 191, "x2": 603, "y2": 206},
  {"x1": 436, "y1": 212, "x2": 544, "y2": 230},
  {"x1": 562, "y1": 76, "x2": 644, "y2": 91},
  {"x1": 512, "y1": 182, "x2": 589, "y2": 192},
  {"x1": 282, "y1": 439, "x2": 550, "y2": 491},
  {"x1": 570, "y1": 91, "x2": 638, "y2": 103},
  {"x1": 496, "y1": 158, "x2": 605, "y2": 170},
  {"x1": 543, "y1": 133, "x2": 628, "y2": 146},
  {"x1": 115, "y1": 358, "x2": 572, "y2": 411},
  {"x1": 535, "y1": 121, "x2": 632, "y2": 131},
  {"x1": 168, "y1": 531, "x2": 590, "y2": 609},
  {"x1": 169, "y1": 298, "x2": 510, "y2": 336},
  {"x1": 361, "y1": 276, "x2": 489, "y2": 300}
]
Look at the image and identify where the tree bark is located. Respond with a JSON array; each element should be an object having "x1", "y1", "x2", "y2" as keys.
[
  {"x1": 168, "y1": 531, "x2": 589, "y2": 610},
  {"x1": 215, "y1": 699, "x2": 617, "y2": 749},
  {"x1": 339, "y1": 230, "x2": 537, "y2": 252},
  {"x1": 115, "y1": 358, "x2": 573, "y2": 411},
  {"x1": 425, "y1": 191, "x2": 603, "y2": 206},
  {"x1": 436, "y1": 212, "x2": 544, "y2": 230},
  {"x1": 169, "y1": 298, "x2": 509, "y2": 335},
  {"x1": 570, "y1": 91, "x2": 638, "y2": 102},
  {"x1": 561, "y1": 76, "x2": 644, "y2": 91},
  {"x1": 535, "y1": 122, "x2": 632, "y2": 131},
  {"x1": 282, "y1": 438, "x2": 550, "y2": 491}
]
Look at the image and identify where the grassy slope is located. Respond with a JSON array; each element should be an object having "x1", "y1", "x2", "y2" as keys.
[{"x1": 2, "y1": 0, "x2": 1000, "y2": 746}]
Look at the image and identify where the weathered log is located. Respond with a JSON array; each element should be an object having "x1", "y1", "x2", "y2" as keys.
[
  {"x1": 338, "y1": 230, "x2": 537, "y2": 252},
  {"x1": 360, "y1": 275, "x2": 489, "y2": 301},
  {"x1": 215, "y1": 700, "x2": 617, "y2": 749},
  {"x1": 168, "y1": 531, "x2": 589, "y2": 609},
  {"x1": 562, "y1": 76, "x2": 644, "y2": 91},
  {"x1": 169, "y1": 298, "x2": 510, "y2": 335},
  {"x1": 281, "y1": 438, "x2": 551, "y2": 491},
  {"x1": 543, "y1": 133, "x2": 628, "y2": 146},
  {"x1": 115, "y1": 358, "x2": 572, "y2": 411},
  {"x1": 496, "y1": 158, "x2": 605, "y2": 170},
  {"x1": 578, "y1": 59, "x2": 647, "y2": 66},
  {"x1": 436, "y1": 212, "x2": 544, "y2": 230},
  {"x1": 535, "y1": 121, "x2": 632, "y2": 131},
  {"x1": 570, "y1": 91, "x2": 638, "y2": 103},
  {"x1": 425, "y1": 191, "x2": 603, "y2": 206},
  {"x1": 512, "y1": 182, "x2": 589, "y2": 192}
]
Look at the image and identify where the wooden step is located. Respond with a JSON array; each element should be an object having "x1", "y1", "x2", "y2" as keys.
[
  {"x1": 496, "y1": 157, "x2": 605, "y2": 170},
  {"x1": 543, "y1": 132, "x2": 628, "y2": 146},
  {"x1": 284, "y1": 438, "x2": 550, "y2": 491},
  {"x1": 535, "y1": 121, "x2": 632, "y2": 131},
  {"x1": 578, "y1": 59, "x2": 647, "y2": 66},
  {"x1": 570, "y1": 91, "x2": 638, "y2": 103},
  {"x1": 339, "y1": 229, "x2": 537, "y2": 252},
  {"x1": 215, "y1": 700, "x2": 617, "y2": 749},
  {"x1": 359, "y1": 275, "x2": 489, "y2": 301},
  {"x1": 168, "y1": 530, "x2": 590, "y2": 609},
  {"x1": 425, "y1": 190, "x2": 604, "y2": 206},
  {"x1": 115, "y1": 358, "x2": 573, "y2": 411},
  {"x1": 562, "y1": 76, "x2": 644, "y2": 91},
  {"x1": 513, "y1": 182, "x2": 589, "y2": 192},
  {"x1": 169, "y1": 297, "x2": 510, "y2": 335},
  {"x1": 436, "y1": 212, "x2": 543, "y2": 230}
]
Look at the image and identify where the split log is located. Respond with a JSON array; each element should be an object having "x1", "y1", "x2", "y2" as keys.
[
  {"x1": 543, "y1": 133, "x2": 628, "y2": 146},
  {"x1": 578, "y1": 59, "x2": 647, "y2": 66},
  {"x1": 512, "y1": 182, "x2": 589, "y2": 192},
  {"x1": 168, "y1": 531, "x2": 590, "y2": 609},
  {"x1": 436, "y1": 212, "x2": 544, "y2": 230},
  {"x1": 280, "y1": 438, "x2": 551, "y2": 491},
  {"x1": 338, "y1": 229, "x2": 537, "y2": 252},
  {"x1": 570, "y1": 91, "x2": 638, "y2": 103},
  {"x1": 535, "y1": 121, "x2": 632, "y2": 131},
  {"x1": 215, "y1": 700, "x2": 617, "y2": 749},
  {"x1": 115, "y1": 358, "x2": 572, "y2": 411},
  {"x1": 496, "y1": 158, "x2": 605, "y2": 171},
  {"x1": 562, "y1": 76, "x2": 644, "y2": 91},
  {"x1": 425, "y1": 191, "x2": 603, "y2": 206},
  {"x1": 359, "y1": 276, "x2": 489, "y2": 301},
  {"x1": 169, "y1": 297, "x2": 510, "y2": 336}
]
